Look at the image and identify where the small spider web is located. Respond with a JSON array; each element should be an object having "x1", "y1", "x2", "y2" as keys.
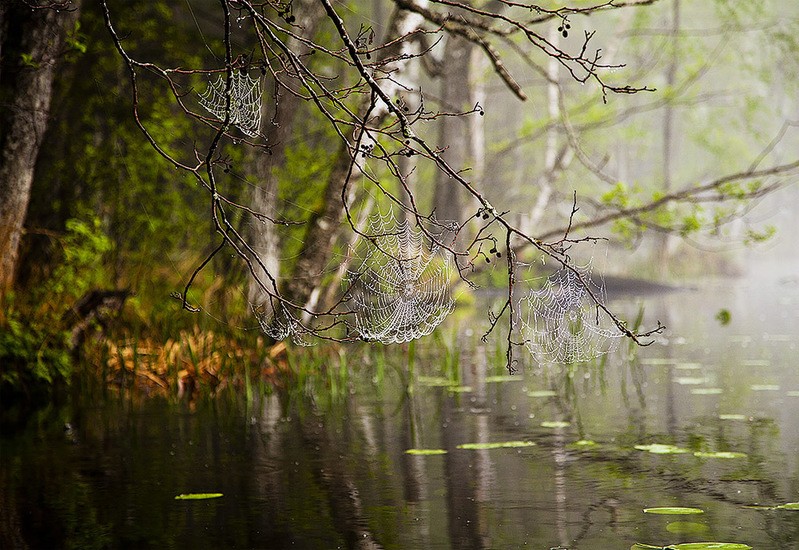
[
  {"x1": 520, "y1": 260, "x2": 622, "y2": 364},
  {"x1": 253, "y1": 300, "x2": 312, "y2": 346},
  {"x1": 344, "y1": 212, "x2": 455, "y2": 344},
  {"x1": 198, "y1": 70, "x2": 262, "y2": 137}
]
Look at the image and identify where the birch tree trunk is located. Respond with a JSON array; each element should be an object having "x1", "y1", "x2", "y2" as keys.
[
  {"x1": 0, "y1": 1, "x2": 82, "y2": 294},
  {"x1": 247, "y1": 0, "x2": 325, "y2": 308},
  {"x1": 281, "y1": 4, "x2": 426, "y2": 309}
]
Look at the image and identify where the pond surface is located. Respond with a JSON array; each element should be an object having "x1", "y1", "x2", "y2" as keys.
[{"x1": 3, "y1": 277, "x2": 799, "y2": 549}]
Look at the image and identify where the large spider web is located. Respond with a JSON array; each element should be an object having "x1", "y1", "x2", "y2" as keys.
[
  {"x1": 520, "y1": 260, "x2": 622, "y2": 364},
  {"x1": 198, "y1": 70, "x2": 262, "y2": 137},
  {"x1": 344, "y1": 213, "x2": 455, "y2": 344}
]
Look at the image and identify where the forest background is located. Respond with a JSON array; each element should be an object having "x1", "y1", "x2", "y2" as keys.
[{"x1": 2, "y1": 0, "x2": 799, "y2": 409}]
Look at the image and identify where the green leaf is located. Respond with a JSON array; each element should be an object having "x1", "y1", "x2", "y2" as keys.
[
  {"x1": 526, "y1": 390, "x2": 557, "y2": 398},
  {"x1": 715, "y1": 309, "x2": 731, "y2": 326},
  {"x1": 174, "y1": 493, "x2": 223, "y2": 500},
  {"x1": 693, "y1": 451, "x2": 747, "y2": 459},
  {"x1": 635, "y1": 444, "x2": 690, "y2": 455},
  {"x1": 457, "y1": 441, "x2": 535, "y2": 450},
  {"x1": 404, "y1": 448, "x2": 447, "y2": 455},
  {"x1": 541, "y1": 421, "x2": 570, "y2": 429},
  {"x1": 666, "y1": 521, "x2": 710, "y2": 535},
  {"x1": 643, "y1": 507, "x2": 705, "y2": 515},
  {"x1": 484, "y1": 375, "x2": 523, "y2": 383},
  {"x1": 718, "y1": 414, "x2": 747, "y2": 421},
  {"x1": 632, "y1": 544, "x2": 751, "y2": 550},
  {"x1": 690, "y1": 388, "x2": 723, "y2": 395}
]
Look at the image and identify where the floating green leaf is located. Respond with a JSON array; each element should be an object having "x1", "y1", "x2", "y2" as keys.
[
  {"x1": 786, "y1": 391, "x2": 799, "y2": 397},
  {"x1": 715, "y1": 309, "x2": 731, "y2": 326},
  {"x1": 174, "y1": 493, "x2": 223, "y2": 500},
  {"x1": 675, "y1": 363, "x2": 703, "y2": 370},
  {"x1": 457, "y1": 441, "x2": 535, "y2": 450},
  {"x1": 526, "y1": 389, "x2": 557, "y2": 398},
  {"x1": 417, "y1": 376, "x2": 457, "y2": 387},
  {"x1": 691, "y1": 388, "x2": 723, "y2": 395},
  {"x1": 694, "y1": 451, "x2": 746, "y2": 459},
  {"x1": 541, "y1": 421, "x2": 570, "y2": 429},
  {"x1": 635, "y1": 444, "x2": 690, "y2": 455},
  {"x1": 748, "y1": 502, "x2": 799, "y2": 511},
  {"x1": 666, "y1": 521, "x2": 710, "y2": 535},
  {"x1": 741, "y1": 359, "x2": 769, "y2": 366},
  {"x1": 750, "y1": 384, "x2": 780, "y2": 391},
  {"x1": 405, "y1": 448, "x2": 447, "y2": 455},
  {"x1": 640, "y1": 358, "x2": 676, "y2": 365},
  {"x1": 632, "y1": 544, "x2": 751, "y2": 550},
  {"x1": 718, "y1": 414, "x2": 747, "y2": 421},
  {"x1": 572, "y1": 439, "x2": 599, "y2": 447},
  {"x1": 447, "y1": 385, "x2": 473, "y2": 393},
  {"x1": 676, "y1": 377, "x2": 706, "y2": 385},
  {"x1": 643, "y1": 507, "x2": 705, "y2": 515},
  {"x1": 485, "y1": 375, "x2": 522, "y2": 383}
]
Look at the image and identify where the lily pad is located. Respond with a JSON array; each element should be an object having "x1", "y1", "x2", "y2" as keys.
[
  {"x1": 526, "y1": 389, "x2": 557, "y2": 398},
  {"x1": 718, "y1": 414, "x2": 747, "y2": 421},
  {"x1": 417, "y1": 376, "x2": 457, "y2": 387},
  {"x1": 632, "y1": 544, "x2": 751, "y2": 550},
  {"x1": 694, "y1": 451, "x2": 747, "y2": 459},
  {"x1": 786, "y1": 391, "x2": 799, "y2": 397},
  {"x1": 690, "y1": 388, "x2": 723, "y2": 395},
  {"x1": 675, "y1": 362, "x2": 703, "y2": 370},
  {"x1": 750, "y1": 502, "x2": 799, "y2": 511},
  {"x1": 572, "y1": 439, "x2": 599, "y2": 447},
  {"x1": 643, "y1": 507, "x2": 705, "y2": 515},
  {"x1": 541, "y1": 421, "x2": 570, "y2": 429},
  {"x1": 676, "y1": 377, "x2": 706, "y2": 385},
  {"x1": 750, "y1": 384, "x2": 780, "y2": 391},
  {"x1": 485, "y1": 375, "x2": 522, "y2": 383},
  {"x1": 447, "y1": 385, "x2": 473, "y2": 393},
  {"x1": 640, "y1": 358, "x2": 676, "y2": 365},
  {"x1": 635, "y1": 444, "x2": 690, "y2": 455},
  {"x1": 174, "y1": 493, "x2": 223, "y2": 500},
  {"x1": 666, "y1": 521, "x2": 710, "y2": 535},
  {"x1": 404, "y1": 448, "x2": 447, "y2": 455},
  {"x1": 457, "y1": 441, "x2": 535, "y2": 450}
]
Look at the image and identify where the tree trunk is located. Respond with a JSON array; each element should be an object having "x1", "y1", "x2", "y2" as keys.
[
  {"x1": 432, "y1": 34, "x2": 473, "y2": 225},
  {"x1": 281, "y1": 5, "x2": 425, "y2": 309},
  {"x1": 654, "y1": 0, "x2": 680, "y2": 272},
  {"x1": 247, "y1": 0, "x2": 325, "y2": 308},
  {"x1": 0, "y1": 1, "x2": 82, "y2": 294}
]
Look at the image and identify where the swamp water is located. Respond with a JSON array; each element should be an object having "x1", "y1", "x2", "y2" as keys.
[{"x1": 2, "y1": 278, "x2": 799, "y2": 549}]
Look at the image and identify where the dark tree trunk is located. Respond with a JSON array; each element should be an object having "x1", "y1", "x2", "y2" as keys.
[{"x1": 0, "y1": 1, "x2": 81, "y2": 294}]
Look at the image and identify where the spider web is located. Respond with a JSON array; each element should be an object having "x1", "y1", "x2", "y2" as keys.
[
  {"x1": 253, "y1": 300, "x2": 312, "y2": 346},
  {"x1": 198, "y1": 70, "x2": 262, "y2": 137},
  {"x1": 520, "y1": 260, "x2": 622, "y2": 364},
  {"x1": 345, "y1": 213, "x2": 455, "y2": 344}
]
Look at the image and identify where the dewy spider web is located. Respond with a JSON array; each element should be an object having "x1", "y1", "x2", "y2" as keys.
[
  {"x1": 520, "y1": 257, "x2": 622, "y2": 364},
  {"x1": 345, "y1": 212, "x2": 455, "y2": 344},
  {"x1": 198, "y1": 70, "x2": 262, "y2": 137},
  {"x1": 252, "y1": 300, "x2": 312, "y2": 347}
]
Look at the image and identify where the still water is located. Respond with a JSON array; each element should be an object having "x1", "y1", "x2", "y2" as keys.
[{"x1": 3, "y1": 278, "x2": 799, "y2": 549}]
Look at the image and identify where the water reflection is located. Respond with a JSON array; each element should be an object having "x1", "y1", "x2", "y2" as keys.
[{"x1": 3, "y1": 282, "x2": 799, "y2": 548}]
